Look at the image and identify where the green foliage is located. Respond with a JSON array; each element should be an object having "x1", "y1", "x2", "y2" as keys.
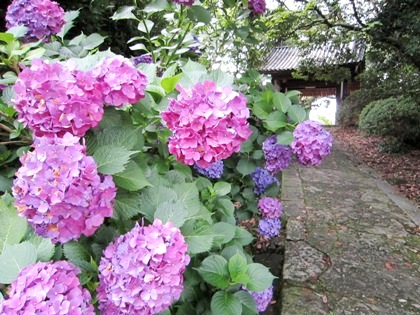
[{"x1": 359, "y1": 96, "x2": 420, "y2": 151}]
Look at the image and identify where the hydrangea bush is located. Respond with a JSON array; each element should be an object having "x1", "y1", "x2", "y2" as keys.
[{"x1": 0, "y1": 1, "x2": 333, "y2": 314}]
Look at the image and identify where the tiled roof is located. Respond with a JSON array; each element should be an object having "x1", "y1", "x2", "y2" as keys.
[{"x1": 260, "y1": 42, "x2": 365, "y2": 74}]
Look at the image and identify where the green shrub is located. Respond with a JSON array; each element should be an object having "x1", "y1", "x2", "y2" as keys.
[{"x1": 358, "y1": 96, "x2": 420, "y2": 151}]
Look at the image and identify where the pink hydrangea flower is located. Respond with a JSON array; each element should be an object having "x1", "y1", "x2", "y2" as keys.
[
  {"x1": 0, "y1": 261, "x2": 95, "y2": 315},
  {"x1": 12, "y1": 58, "x2": 104, "y2": 137},
  {"x1": 248, "y1": 0, "x2": 266, "y2": 16},
  {"x1": 92, "y1": 55, "x2": 147, "y2": 107},
  {"x1": 6, "y1": 0, "x2": 65, "y2": 42},
  {"x1": 97, "y1": 219, "x2": 190, "y2": 315},
  {"x1": 291, "y1": 120, "x2": 333, "y2": 166},
  {"x1": 161, "y1": 81, "x2": 252, "y2": 168},
  {"x1": 12, "y1": 133, "x2": 116, "y2": 243},
  {"x1": 258, "y1": 197, "x2": 283, "y2": 219},
  {"x1": 172, "y1": 0, "x2": 195, "y2": 6}
]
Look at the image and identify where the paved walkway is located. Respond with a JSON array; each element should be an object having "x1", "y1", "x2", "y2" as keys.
[{"x1": 280, "y1": 141, "x2": 420, "y2": 315}]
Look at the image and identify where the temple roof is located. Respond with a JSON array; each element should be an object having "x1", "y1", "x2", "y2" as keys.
[{"x1": 260, "y1": 42, "x2": 365, "y2": 74}]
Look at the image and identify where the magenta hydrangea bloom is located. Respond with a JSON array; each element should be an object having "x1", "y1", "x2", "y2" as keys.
[
  {"x1": 12, "y1": 58, "x2": 104, "y2": 137},
  {"x1": 263, "y1": 135, "x2": 292, "y2": 174},
  {"x1": 0, "y1": 261, "x2": 95, "y2": 315},
  {"x1": 161, "y1": 81, "x2": 252, "y2": 168},
  {"x1": 248, "y1": 0, "x2": 266, "y2": 16},
  {"x1": 6, "y1": 0, "x2": 65, "y2": 42},
  {"x1": 243, "y1": 285, "x2": 274, "y2": 312},
  {"x1": 92, "y1": 55, "x2": 147, "y2": 107},
  {"x1": 258, "y1": 197, "x2": 283, "y2": 219},
  {"x1": 291, "y1": 120, "x2": 333, "y2": 166},
  {"x1": 258, "y1": 217, "x2": 281, "y2": 239},
  {"x1": 97, "y1": 219, "x2": 190, "y2": 315},
  {"x1": 172, "y1": 0, "x2": 195, "y2": 6},
  {"x1": 12, "y1": 133, "x2": 116, "y2": 244}
]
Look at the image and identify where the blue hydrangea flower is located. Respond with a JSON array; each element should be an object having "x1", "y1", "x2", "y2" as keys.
[
  {"x1": 243, "y1": 285, "x2": 274, "y2": 312},
  {"x1": 258, "y1": 217, "x2": 281, "y2": 239},
  {"x1": 194, "y1": 160, "x2": 224, "y2": 178},
  {"x1": 263, "y1": 135, "x2": 292, "y2": 174},
  {"x1": 250, "y1": 167, "x2": 280, "y2": 195},
  {"x1": 133, "y1": 54, "x2": 154, "y2": 65}
]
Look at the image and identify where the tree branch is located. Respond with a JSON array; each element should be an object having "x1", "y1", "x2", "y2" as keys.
[
  {"x1": 349, "y1": 0, "x2": 366, "y2": 27},
  {"x1": 310, "y1": 5, "x2": 363, "y2": 31}
]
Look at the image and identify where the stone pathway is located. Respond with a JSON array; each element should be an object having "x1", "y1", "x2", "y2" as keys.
[{"x1": 280, "y1": 141, "x2": 420, "y2": 315}]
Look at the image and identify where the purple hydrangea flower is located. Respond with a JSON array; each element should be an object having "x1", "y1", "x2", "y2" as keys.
[
  {"x1": 0, "y1": 261, "x2": 95, "y2": 315},
  {"x1": 291, "y1": 120, "x2": 333, "y2": 166},
  {"x1": 133, "y1": 54, "x2": 154, "y2": 65},
  {"x1": 161, "y1": 81, "x2": 252, "y2": 168},
  {"x1": 12, "y1": 133, "x2": 116, "y2": 244},
  {"x1": 263, "y1": 135, "x2": 292, "y2": 174},
  {"x1": 12, "y1": 58, "x2": 104, "y2": 137},
  {"x1": 243, "y1": 285, "x2": 274, "y2": 312},
  {"x1": 258, "y1": 217, "x2": 281, "y2": 239},
  {"x1": 6, "y1": 0, "x2": 65, "y2": 42},
  {"x1": 194, "y1": 160, "x2": 224, "y2": 178},
  {"x1": 172, "y1": 0, "x2": 195, "y2": 6},
  {"x1": 250, "y1": 167, "x2": 280, "y2": 195},
  {"x1": 92, "y1": 55, "x2": 148, "y2": 107},
  {"x1": 97, "y1": 219, "x2": 190, "y2": 315},
  {"x1": 258, "y1": 197, "x2": 283, "y2": 219},
  {"x1": 248, "y1": 0, "x2": 266, "y2": 16}
]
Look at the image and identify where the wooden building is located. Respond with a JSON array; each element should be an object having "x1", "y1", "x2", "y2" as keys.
[{"x1": 259, "y1": 42, "x2": 365, "y2": 105}]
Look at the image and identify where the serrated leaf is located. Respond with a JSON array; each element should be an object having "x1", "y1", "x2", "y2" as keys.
[
  {"x1": 113, "y1": 161, "x2": 151, "y2": 191},
  {"x1": 27, "y1": 234, "x2": 55, "y2": 262},
  {"x1": 161, "y1": 73, "x2": 182, "y2": 93},
  {"x1": 197, "y1": 255, "x2": 230, "y2": 289},
  {"x1": 139, "y1": 185, "x2": 178, "y2": 221},
  {"x1": 187, "y1": 6, "x2": 211, "y2": 24},
  {"x1": 63, "y1": 241, "x2": 92, "y2": 263},
  {"x1": 252, "y1": 101, "x2": 271, "y2": 119},
  {"x1": 214, "y1": 182, "x2": 231, "y2": 196},
  {"x1": 154, "y1": 200, "x2": 187, "y2": 227},
  {"x1": 231, "y1": 227, "x2": 253, "y2": 246},
  {"x1": 0, "y1": 242, "x2": 37, "y2": 284},
  {"x1": 93, "y1": 146, "x2": 138, "y2": 175},
  {"x1": 264, "y1": 111, "x2": 287, "y2": 132},
  {"x1": 183, "y1": 224, "x2": 215, "y2": 255},
  {"x1": 228, "y1": 253, "x2": 248, "y2": 282},
  {"x1": 212, "y1": 222, "x2": 236, "y2": 245},
  {"x1": 276, "y1": 131, "x2": 294, "y2": 145},
  {"x1": 217, "y1": 198, "x2": 234, "y2": 218},
  {"x1": 208, "y1": 69, "x2": 234, "y2": 87},
  {"x1": 245, "y1": 263, "x2": 276, "y2": 292},
  {"x1": 287, "y1": 105, "x2": 307, "y2": 123},
  {"x1": 0, "y1": 194, "x2": 28, "y2": 254},
  {"x1": 111, "y1": 6, "x2": 137, "y2": 20},
  {"x1": 173, "y1": 182, "x2": 200, "y2": 217},
  {"x1": 273, "y1": 92, "x2": 291, "y2": 113},
  {"x1": 96, "y1": 127, "x2": 140, "y2": 151},
  {"x1": 236, "y1": 158, "x2": 257, "y2": 176},
  {"x1": 114, "y1": 191, "x2": 142, "y2": 220},
  {"x1": 234, "y1": 291, "x2": 258, "y2": 315},
  {"x1": 81, "y1": 33, "x2": 106, "y2": 50},
  {"x1": 210, "y1": 291, "x2": 242, "y2": 315},
  {"x1": 179, "y1": 59, "x2": 207, "y2": 88}
]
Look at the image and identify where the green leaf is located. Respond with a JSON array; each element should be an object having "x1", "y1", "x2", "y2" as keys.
[
  {"x1": 58, "y1": 10, "x2": 80, "y2": 38},
  {"x1": 161, "y1": 73, "x2": 182, "y2": 93},
  {"x1": 7, "y1": 26, "x2": 28, "y2": 39},
  {"x1": 92, "y1": 146, "x2": 138, "y2": 175},
  {"x1": 24, "y1": 47, "x2": 45, "y2": 60},
  {"x1": 81, "y1": 33, "x2": 106, "y2": 50},
  {"x1": 143, "y1": 0, "x2": 171, "y2": 14},
  {"x1": 216, "y1": 198, "x2": 234, "y2": 218},
  {"x1": 154, "y1": 200, "x2": 187, "y2": 228},
  {"x1": 264, "y1": 111, "x2": 287, "y2": 132},
  {"x1": 286, "y1": 90, "x2": 302, "y2": 104},
  {"x1": 0, "y1": 32, "x2": 15, "y2": 44},
  {"x1": 252, "y1": 100, "x2": 272, "y2": 119},
  {"x1": 113, "y1": 161, "x2": 152, "y2": 191},
  {"x1": 138, "y1": 20, "x2": 154, "y2": 33},
  {"x1": 139, "y1": 185, "x2": 178, "y2": 221},
  {"x1": 187, "y1": 6, "x2": 212, "y2": 24},
  {"x1": 276, "y1": 131, "x2": 294, "y2": 145},
  {"x1": 231, "y1": 227, "x2": 253, "y2": 246},
  {"x1": 197, "y1": 255, "x2": 230, "y2": 289},
  {"x1": 173, "y1": 182, "x2": 200, "y2": 219},
  {"x1": 214, "y1": 182, "x2": 231, "y2": 196},
  {"x1": 212, "y1": 222, "x2": 236, "y2": 245},
  {"x1": 95, "y1": 127, "x2": 140, "y2": 151},
  {"x1": 179, "y1": 59, "x2": 207, "y2": 88},
  {"x1": 114, "y1": 191, "x2": 142, "y2": 220},
  {"x1": 234, "y1": 291, "x2": 258, "y2": 315},
  {"x1": 273, "y1": 92, "x2": 291, "y2": 113},
  {"x1": 228, "y1": 253, "x2": 249, "y2": 283},
  {"x1": 0, "y1": 193, "x2": 28, "y2": 254},
  {"x1": 210, "y1": 291, "x2": 242, "y2": 315},
  {"x1": 27, "y1": 234, "x2": 55, "y2": 262},
  {"x1": 209, "y1": 69, "x2": 234, "y2": 87},
  {"x1": 287, "y1": 105, "x2": 307, "y2": 123},
  {"x1": 236, "y1": 158, "x2": 257, "y2": 176},
  {"x1": 183, "y1": 224, "x2": 215, "y2": 255},
  {"x1": 111, "y1": 6, "x2": 137, "y2": 20},
  {"x1": 245, "y1": 263, "x2": 276, "y2": 292},
  {"x1": 0, "y1": 242, "x2": 37, "y2": 284},
  {"x1": 234, "y1": 26, "x2": 249, "y2": 39},
  {"x1": 63, "y1": 241, "x2": 92, "y2": 263}
]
